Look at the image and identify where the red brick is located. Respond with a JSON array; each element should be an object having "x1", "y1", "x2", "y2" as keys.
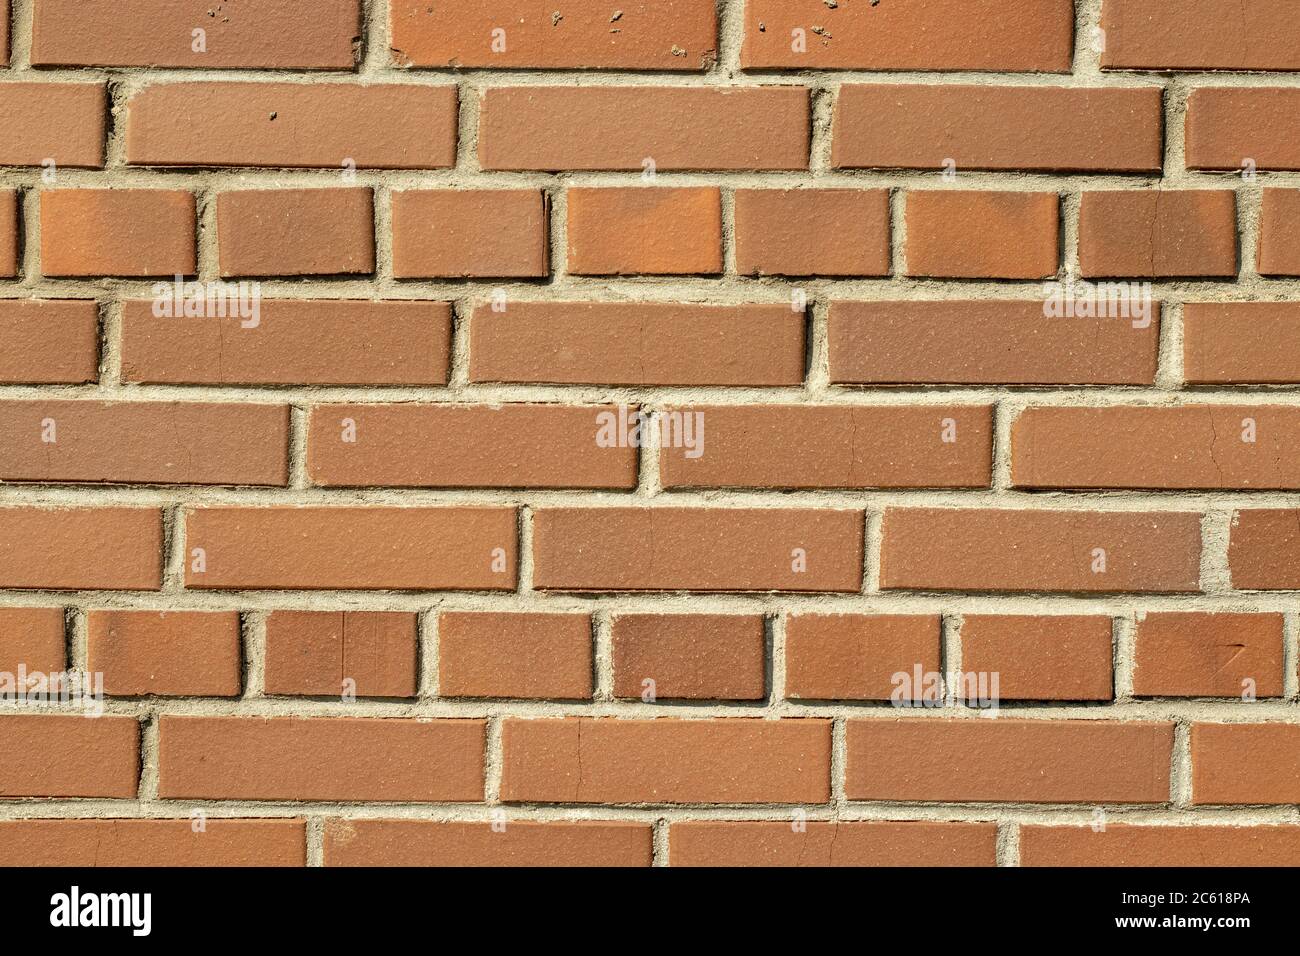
[
  {"x1": 126, "y1": 82, "x2": 457, "y2": 169},
  {"x1": 959, "y1": 615, "x2": 1114, "y2": 701},
  {"x1": 121, "y1": 299, "x2": 451, "y2": 386},
  {"x1": 0, "y1": 507, "x2": 162, "y2": 591},
  {"x1": 833, "y1": 85, "x2": 1162, "y2": 173},
  {"x1": 0, "y1": 818, "x2": 306, "y2": 867},
  {"x1": 1191, "y1": 723, "x2": 1300, "y2": 805},
  {"x1": 1184, "y1": 303, "x2": 1300, "y2": 385},
  {"x1": 829, "y1": 301, "x2": 1160, "y2": 386},
  {"x1": 479, "y1": 86, "x2": 809, "y2": 171},
  {"x1": 0, "y1": 1, "x2": 7, "y2": 65},
  {"x1": 0, "y1": 715, "x2": 140, "y2": 798},
  {"x1": 0, "y1": 607, "x2": 66, "y2": 677},
  {"x1": 846, "y1": 719, "x2": 1173, "y2": 803},
  {"x1": 0, "y1": 82, "x2": 106, "y2": 167},
  {"x1": 734, "y1": 189, "x2": 890, "y2": 277},
  {"x1": 325, "y1": 819, "x2": 651, "y2": 867},
  {"x1": 158, "y1": 716, "x2": 485, "y2": 801},
  {"x1": 184, "y1": 506, "x2": 517, "y2": 591},
  {"x1": 743, "y1": 0, "x2": 1072, "y2": 72},
  {"x1": 391, "y1": 0, "x2": 716, "y2": 70},
  {"x1": 1012, "y1": 405, "x2": 1300, "y2": 490},
  {"x1": 469, "y1": 302, "x2": 805, "y2": 386},
  {"x1": 32, "y1": 0, "x2": 361, "y2": 69},
  {"x1": 217, "y1": 188, "x2": 373, "y2": 277},
  {"x1": 0, "y1": 189, "x2": 16, "y2": 277},
  {"x1": 906, "y1": 191, "x2": 1059, "y2": 279},
  {"x1": 307, "y1": 403, "x2": 637, "y2": 489},
  {"x1": 0, "y1": 300, "x2": 99, "y2": 385},
  {"x1": 0, "y1": 400, "x2": 288, "y2": 485},
  {"x1": 1258, "y1": 188, "x2": 1300, "y2": 276},
  {"x1": 1230, "y1": 510, "x2": 1300, "y2": 589},
  {"x1": 880, "y1": 508, "x2": 1202, "y2": 593},
  {"x1": 567, "y1": 187, "x2": 721, "y2": 276},
  {"x1": 611, "y1": 614, "x2": 765, "y2": 701},
  {"x1": 1102, "y1": 0, "x2": 1300, "y2": 71},
  {"x1": 532, "y1": 507, "x2": 864, "y2": 593},
  {"x1": 87, "y1": 610, "x2": 242, "y2": 697},
  {"x1": 1187, "y1": 88, "x2": 1300, "y2": 171},
  {"x1": 1079, "y1": 190, "x2": 1237, "y2": 278},
  {"x1": 670, "y1": 821, "x2": 998, "y2": 867},
  {"x1": 1022, "y1": 824, "x2": 1300, "y2": 867},
  {"x1": 501, "y1": 718, "x2": 831, "y2": 804},
  {"x1": 659, "y1": 405, "x2": 992, "y2": 490},
  {"x1": 264, "y1": 611, "x2": 417, "y2": 698},
  {"x1": 784, "y1": 614, "x2": 941, "y2": 702},
  {"x1": 392, "y1": 189, "x2": 548, "y2": 278},
  {"x1": 1134, "y1": 612, "x2": 1284, "y2": 698},
  {"x1": 40, "y1": 189, "x2": 196, "y2": 277},
  {"x1": 437, "y1": 611, "x2": 592, "y2": 701}
]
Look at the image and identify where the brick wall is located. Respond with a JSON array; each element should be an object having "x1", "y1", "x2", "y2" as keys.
[{"x1": 1, "y1": 0, "x2": 1299, "y2": 868}]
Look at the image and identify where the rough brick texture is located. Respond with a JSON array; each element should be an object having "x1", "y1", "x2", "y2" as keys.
[{"x1": 1, "y1": 0, "x2": 1296, "y2": 871}]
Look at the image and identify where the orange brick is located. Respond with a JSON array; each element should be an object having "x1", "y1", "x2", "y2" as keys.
[
  {"x1": 264, "y1": 611, "x2": 417, "y2": 698},
  {"x1": 1012, "y1": 405, "x2": 1300, "y2": 490},
  {"x1": 0, "y1": 607, "x2": 66, "y2": 677},
  {"x1": 784, "y1": 614, "x2": 941, "y2": 702},
  {"x1": 126, "y1": 82, "x2": 457, "y2": 169},
  {"x1": 833, "y1": 85, "x2": 1162, "y2": 173},
  {"x1": 0, "y1": 189, "x2": 16, "y2": 277},
  {"x1": 905, "y1": 191, "x2": 1059, "y2": 279},
  {"x1": 1134, "y1": 612, "x2": 1284, "y2": 698},
  {"x1": 829, "y1": 300, "x2": 1160, "y2": 386},
  {"x1": 40, "y1": 189, "x2": 196, "y2": 277},
  {"x1": 158, "y1": 716, "x2": 485, "y2": 801},
  {"x1": 881, "y1": 508, "x2": 1202, "y2": 593},
  {"x1": 611, "y1": 614, "x2": 766, "y2": 701},
  {"x1": 120, "y1": 299, "x2": 451, "y2": 386},
  {"x1": 959, "y1": 615, "x2": 1114, "y2": 701},
  {"x1": 307, "y1": 404, "x2": 636, "y2": 489},
  {"x1": 670, "y1": 821, "x2": 998, "y2": 867},
  {"x1": 501, "y1": 718, "x2": 831, "y2": 804},
  {"x1": 184, "y1": 506, "x2": 517, "y2": 591},
  {"x1": 0, "y1": 82, "x2": 106, "y2": 167},
  {"x1": 0, "y1": 299, "x2": 100, "y2": 385},
  {"x1": 1192, "y1": 723, "x2": 1300, "y2": 804},
  {"x1": 1079, "y1": 190, "x2": 1237, "y2": 278},
  {"x1": 1259, "y1": 188, "x2": 1300, "y2": 276},
  {"x1": 325, "y1": 819, "x2": 651, "y2": 867},
  {"x1": 846, "y1": 719, "x2": 1173, "y2": 803},
  {"x1": 437, "y1": 611, "x2": 592, "y2": 701},
  {"x1": 87, "y1": 610, "x2": 243, "y2": 697},
  {"x1": 217, "y1": 188, "x2": 373, "y2": 277},
  {"x1": 734, "y1": 189, "x2": 890, "y2": 277},
  {"x1": 1022, "y1": 824, "x2": 1300, "y2": 867},
  {"x1": 469, "y1": 302, "x2": 805, "y2": 386},
  {"x1": 479, "y1": 86, "x2": 809, "y2": 171},
  {"x1": 660, "y1": 405, "x2": 992, "y2": 490},
  {"x1": 1102, "y1": 0, "x2": 1300, "y2": 70},
  {"x1": 532, "y1": 507, "x2": 864, "y2": 593},
  {"x1": 567, "y1": 187, "x2": 721, "y2": 276},
  {"x1": 0, "y1": 715, "x2": 140, "y2": 798},
  {"x1": 0, "y1": 818, "x2": 306, "y2": 867},
  {"x1": 743, "y1": 0, "x2": 1073, "y2": 71},
  {"x1": 32, "y1": 0, "x2": 362, "y2": 68},
  {"x1": 391, "y1": 0, "x2": 717, "y2": 70},
  {"x1": 392, "y1": 189, "x2": 548, "y2": 278},
  {"x1": 0, "y1": 400, "x2": 289, "y2": 486},
  {"x1": 1184, "y1": 302, "x2": 1300, "y2": 385},
  {"x1": 1187, "y1": 88, "x2": 1300, "y2": 171},
  {"x1": 1229, "y1": 509, "x2": 1300, "y2": 589},
  {"x1": 0, "y1": 507, "x2": 162, "y2": 591}
]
